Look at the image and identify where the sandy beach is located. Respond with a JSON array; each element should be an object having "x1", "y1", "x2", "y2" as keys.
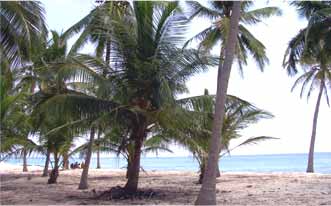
[{"x1": 1, "y1": 163, "x2": 331, "y2": 205}]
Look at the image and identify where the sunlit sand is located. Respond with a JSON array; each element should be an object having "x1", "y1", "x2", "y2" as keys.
[{"x1": 1, "y1": 163, "x2": 330, "y2": 205}]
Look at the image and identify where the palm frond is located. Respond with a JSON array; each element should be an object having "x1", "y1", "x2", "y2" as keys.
[
  {"x1": 221, "y1": 136, "x2": 279, "y2": 157},
  {"x1": 241, "y1": 7, "x2": 282, "y2": 25}
]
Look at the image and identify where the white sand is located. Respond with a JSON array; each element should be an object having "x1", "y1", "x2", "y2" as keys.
[{"x1": 1, "y1": 163, "x2": 331, "y2": 205}]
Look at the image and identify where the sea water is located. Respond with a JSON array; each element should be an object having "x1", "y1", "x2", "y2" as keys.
[{"x1": 4, "y1": 153, "x2": 331, "y2": 174}]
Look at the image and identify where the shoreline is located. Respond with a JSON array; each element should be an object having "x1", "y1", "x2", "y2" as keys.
[
  {"x1": 1, "y1": 163, "x2": 331, "y2": 205},
  {"x1": 1, "y1": 161, "x2": 330, "y2": 175}
]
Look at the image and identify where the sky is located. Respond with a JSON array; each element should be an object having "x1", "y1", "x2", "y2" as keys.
[{"x1": 41, "y1": 0, "x2": 330, "y2": 156}]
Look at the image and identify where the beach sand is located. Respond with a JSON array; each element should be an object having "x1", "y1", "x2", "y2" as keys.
[{"x1": 1, "y1": 163, "x2": 331, "y2": 205}]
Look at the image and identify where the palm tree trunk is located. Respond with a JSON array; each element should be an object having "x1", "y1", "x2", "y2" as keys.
[
  {"x1": 124, "y1": 121, "x2": 147, "y2": 193},
  {"x1": 306, "y1": 81, "x2": 324, "y2": 173},
  {"x1": 198, "y1": 158, "x2": 206, "y2": 184},
  {"x1": 48, "y1": 152, "x2": 59, "y2": 184},
  {"x1": 199, "y1": 158, "x2": 220, "y2": 184},
  {"x1": 216, "y1": 143, "x2": 226, "y2": 178},
  {"x1": 22, "y1": 147, "x2": 28, "y2": 172},
  {"x1": 126, "y1": 159, "x2": 131, "y2": 179},
  {"x1": 22, "y1": 81, "x2": 34, "y2": 173},
  {"x1": 78, "y1": 127, "x2": 95, "y2": 189},
  {"x1": 96, "y1": 128, "x2": 101, "y2": 169},
  {"x1": 63, "y1": 153, "x2": 69, "y2": 170},
  {"x1": 195, "y1": 2, "x2": 241, "y2": 205},
  {"x1": 216, "y1": 164, "x2": 221, "y2": 178},
  {"x1": 42, "y1": 149, "x2": 50, "y2": 177}
]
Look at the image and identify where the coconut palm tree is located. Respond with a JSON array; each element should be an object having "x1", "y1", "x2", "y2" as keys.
[
  {"x1": 284, "y1": 42, "x2": 331, "y2": 173},
  {"x1": 174, "y1": 90, "x2": 276, "y2": 183},
  {"x1": 291, "y1": 64, "x2": 330, "y2": 173},
  {"x1": 0, "y1": 65, "x2": 37, "y2": 172},
  {"x1": 42, "y1": 120, "x2": 74, "y2": 184},
  {"x1": 27, "y1": 31, "x2": 98, "y2": 183},
  {"x1": 284, "y1": 2, "x2": 331, "y2": 173},
  {"x1": 36, "y1": 1, "x2": 216, "y2": 193},
  {"x1": 62, "y1": 2, "x2": 133, "y2": 169},
  {"x1": 192, "y1": 2, "x2": 240, "y2": 204},
  {"x1": 185, "y1": 2, "x2": 281, "y2": 204}
]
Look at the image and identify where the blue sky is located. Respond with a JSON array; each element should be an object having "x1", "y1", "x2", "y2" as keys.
[{"x1": 41, "y1": 0, "x2": 330, "y2": 156}]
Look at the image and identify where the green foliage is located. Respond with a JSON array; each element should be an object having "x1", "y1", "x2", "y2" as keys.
[
  {"x1": 185, "y1": 1, "x2": 281, "y2": 74},
  {"x1": 0, "y1": 1, "x2": 286, "y2": 181},
  {"x1": 284, "y1": 2, "x2": 331, "y2": 105},
  {"x1": 0, "y1": 1, "x2": 47, "y2": 68},
  {"x1": 166, "y1": 90, "x2": 275, "y2": 172},
  {"x1": 62, "y1": 1, "x2": 132, "y2": 58},
  {"x1": 290, "y1": 1, "x2": 331, "y2": 20}
]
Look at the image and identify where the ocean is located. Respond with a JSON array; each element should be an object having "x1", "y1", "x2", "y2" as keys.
[{"x1": 4, "y1": 152, "x2": 331, "y2": 174}]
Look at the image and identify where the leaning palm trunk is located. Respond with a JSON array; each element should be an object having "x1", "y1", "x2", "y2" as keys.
[
  {"x1": 124, "y1": 120, "x2": 147, "y2": 193},
  {"x1": 63, "y1": 153, "x2": 69, "y2": 170},
  {"x1": 195, "y1": 2, "x2": 241, "y2": 205},
  {"x1": 22, "y1": 147, "x2": 28, "y2": 172},
  {"x1": 48, "y1": 152, "x2": 59, "y2": 184},
  {"x1": 96, "y1": 128, "x2": 101, "y2": 169},
  {"x1": 307, "y1": 81, "x2": 324, "y2": 173},
  {"x1": 42, "y1": 149, "x2": 51, "y2": 177},
  {"x1": 78, "y1": 127, "x2": 95, "y2": 189}
]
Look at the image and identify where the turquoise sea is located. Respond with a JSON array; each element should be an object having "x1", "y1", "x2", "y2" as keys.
[{"x1": 4, "y1": 152, "x2": 331, "y2": 174}]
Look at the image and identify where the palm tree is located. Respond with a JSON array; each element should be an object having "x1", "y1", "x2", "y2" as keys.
[
  {"x1": 0, "y1": 1, "x2": 47, "y2": 69},
  {"x1": 185, "y1": 2, "x2": 281, "y2": 204},
  {"x1": 62, "y1": 2, "x2": 132, "y2": 169},
  {"x1": 0, "y1": 67, "x2": 37, "y2": 172},
  {"x1": 175, "y1": 90, "x2": 275, "y2": 183},
  {"x1": 36, "y1": 1, "x2": 216, "y2": 193},
  {"x1": 33, "y1": 110, "x2": 77, "y2": 184},
  {"x1": 283, "y1": 2, "x2": 331, "y2": 173},
  {"x1": 196, "y1": 3, "x2": 240, "y2": 203},
  {"x1": 291, "y1": 64, "x2": 330, "y2": 173},
  {"x1": 0, "y1": 4, "x2": 48, "y2": 170},
  {"x1": 27, "y1": 31, "x2": 94, "y2": 183}
]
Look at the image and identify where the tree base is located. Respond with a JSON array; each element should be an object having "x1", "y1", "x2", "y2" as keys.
[
  {"x1": 47, "y1": 169, "x2": 59, "y2": 184},
  {"x1": 78, "y1": 182, "x2": 88, "y2": 190},
  {"x1": 95, "y1": 186, "x2": 160, "y2": 200}
]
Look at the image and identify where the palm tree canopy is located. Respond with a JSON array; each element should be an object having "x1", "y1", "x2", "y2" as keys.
[
  {"x1": 283, "y1": 2, "x2": 331, "y2": 75},
  {"x1": 62, "y1": 1, "x2": 132, "y2": 58},
  {"x1": 290, "y1": 1, "x2": 331, "y2": 20},
  {"x1": 0, "y1": 1, "x2": 47, "y2": 68},
  {"x1": 284, "y1": 2, "x2": 331, "y2": 106},
  {"x1": 184, "y1": 1, "x2": 281, "y2": 73},
  {"x1": 34, "y1": 1, "x2": 218, "y2": 129},
  {"x1": 177, "y1": 91, "x2": 273, "y2": 147},
  {"x1": 291, "y1": 65, "x2": 331, "y2": 106}
]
